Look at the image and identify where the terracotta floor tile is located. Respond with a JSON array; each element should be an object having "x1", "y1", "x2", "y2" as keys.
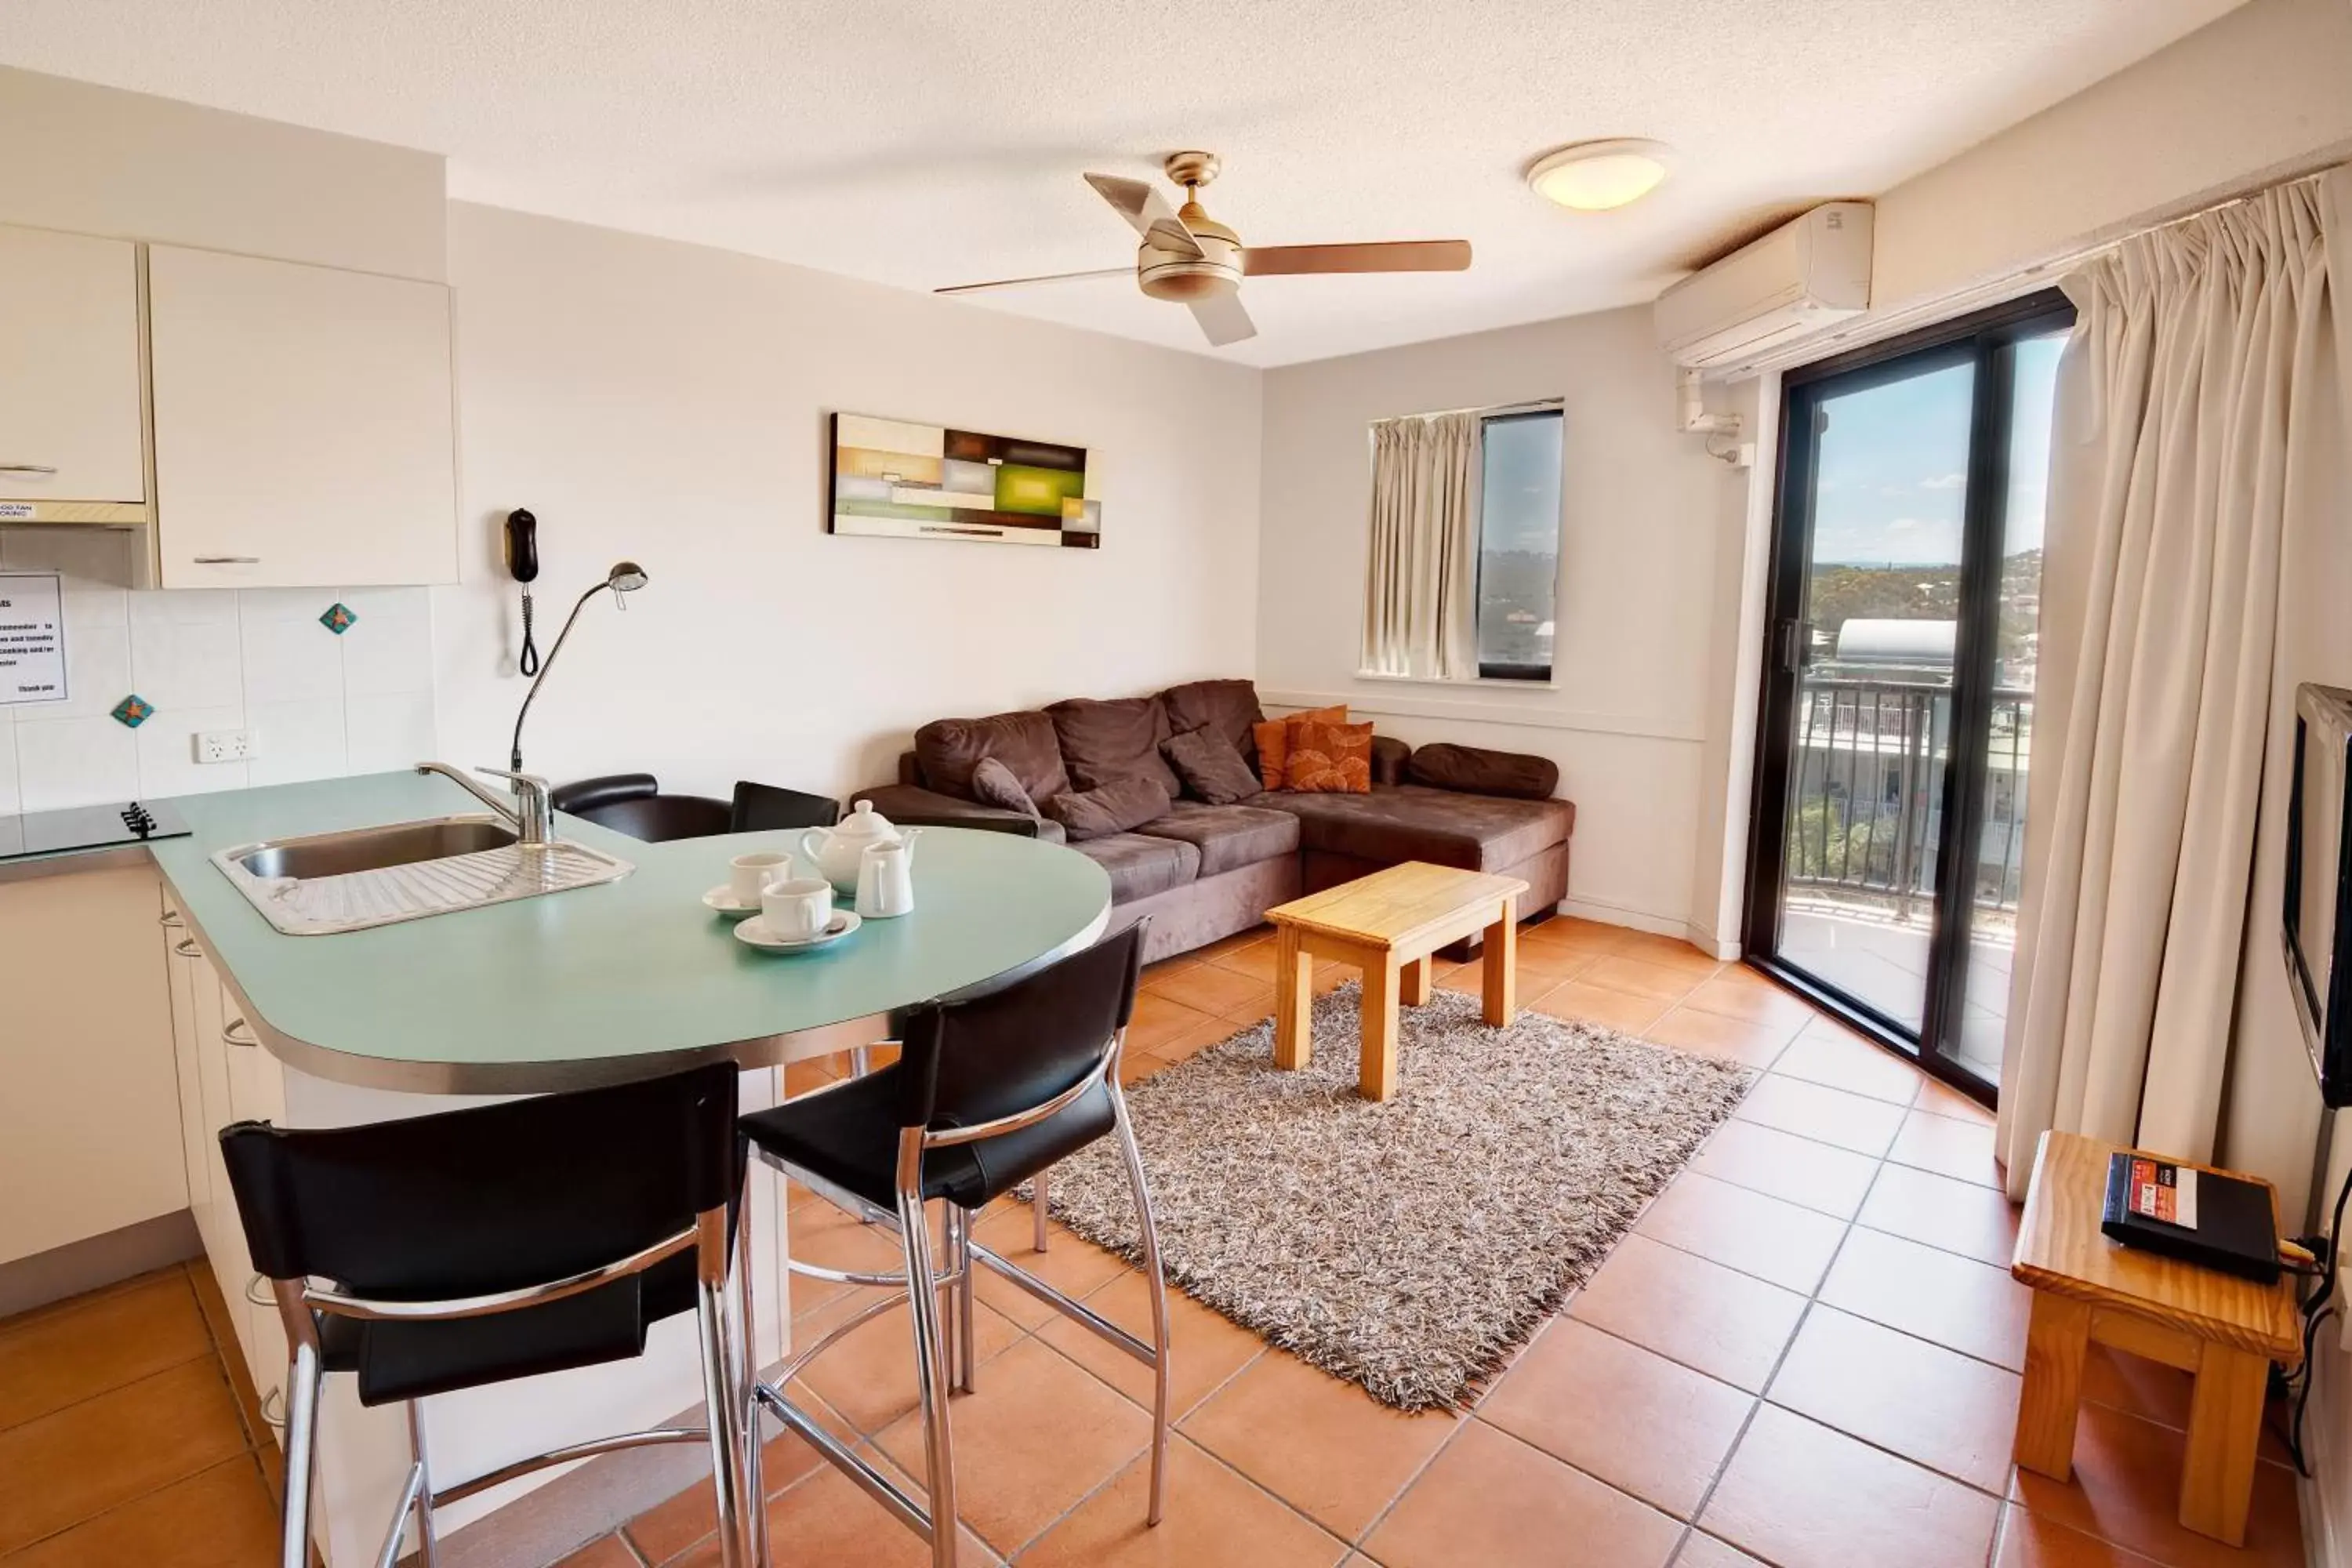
[
  {"x1": 1995, "y1": 1505, "x2": 2170, "y2": 1566},
  {"x1": 0, "y1": 1269, "x2": 215, "y2": 1432},
  {"x1": 1699, "y1": 1404, "x2": 2000, "y2": 1568},
  {"x1": 1037, "y1": 1268, "x2": 1264, "y2": 1419},
  {"x1": 1888, "y1": 1106, "x2": 2009, "y2": 1188},
  {"x1": 789, "y1": 1287, "x2": 1025, "y2": 1436},
  {"x1": 1127, "y1": 991, "x2": 1219, "y2": 1054},
  {"x1": 1766, "y1": 1305, "x2": 2021, "y2": 1492},
  {"x1": 1566, "y1": 1235, "x2": 1808, "y2": 1394},
  {"x1": 1676, "y1": 1534, "x2": 1771, "y2": 1568},
  {"x1": 665, "y1": 1446, "x2": 999, "y2": 1566},
  {"x1": 1642, "y1": 1006, "x2": 1802, "y2": 1069},
  {"x1": 970, "y1": 1211, "x2": 1130, "y2": 1330},
  {"x1": 1530, "y1": 981, "x2": 1672, "y2": 1035},
  {"x1": 1858, "y1": 1160, "x2": 2023, "y2": 1267},
  {"x1": 0, "y1": 1454, "x2": 277, "y2": 1568},
  {"x1": 1194, "y1": 926, "x2": 1276, "y2": 960},
  {"x1": 1018, "y1": 1436, "x2": 1348, "y2": 1567},
  {"x1": 1609, "y1": 931, "x2": 1726, "y2": 972},
  {"x1": 1733, "y1": 1074, "x2": 1907, "y2": 1157},
  {"x1": 1364, "y1": 1419, "x2": 1682, "y2": 1568},
  {"x1": 2066, "y1": 1343, "x2": 2305, "y2": 1465},
  {"x1": 1635, "y1": 1173, "x2": 1849, "y2": 1294},
  {"x1": 554, "y1": 1535, "x2": 641, "y2": 1568},
  {"x1": 624, "y1": 1423, "x2": 832, "y2": 1563},
  {"x1": 1515, "y1": 942, "x2": 1602, "y2": 985},
  {"x1": 0, "y1": 1357, "x2": 249, "y2": 1555},
  {"x1": 1149, "y1": 1016, "x2": 1243, "y2": 1066},
  {"x1": 1691, "y1": 1119, "x2": 1881, "y2": 1220},
  {"x1": 1581, "y1": 954, "x2": 1710, "y2": 1003},
  {"x1": 2009, "y1": 1402, "x2": 2304, "y2": 1568},
  {"x1": 1180, "y1": 1349, "x2": 1458, "y2": 1539},
  {"x1": 786, "y1": 1202, "x2": 910, "y2": 1320},
  {"x1": 1206, "y1": 938, "x2": 1281, "y2": 983},
  {"x1": 1918, "y1": 1075, "x2": 1998, "y2": 1126},
  {"x1": 1770, "y1": 1025, "x2": 1926, "y2": 1106},
  {"x1": 1516, "y1": 928, "x2": 1621, "y2": 970},
  {"x1": 1480, "y1": 1317, "x2": 1752, "y2": 1519},
  {"x1": 1146, "y1": 963, "x2": 1276, "y2": 1020},
  {"x1": 1683, "y1": 972, "x2": 1820, "y2": 1030},
  {"x1": 1817, "y1": 1227, "x2": 2031, "y2": 1371},
  {"x1": 876, "y1": 1337, "x2": 1150, "y2": 1555}
]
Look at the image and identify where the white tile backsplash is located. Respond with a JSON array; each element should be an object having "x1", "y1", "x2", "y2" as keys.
[{"x1": 0, "y1": 528, "x2": 437, "y2": 811}]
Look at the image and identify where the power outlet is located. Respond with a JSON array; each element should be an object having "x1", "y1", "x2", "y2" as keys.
[{"x1": 194, "y1": 728, "x2": 256, "y2": 764}]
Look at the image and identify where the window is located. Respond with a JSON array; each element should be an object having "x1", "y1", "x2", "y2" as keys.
[{"x1": 1474, "y1": 407, "x2": 1563, "y2": 681}]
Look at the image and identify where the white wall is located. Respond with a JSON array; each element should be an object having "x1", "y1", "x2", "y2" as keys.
[
  {"x1": 1256, "y1": 307, "x2": 1748, "y2": 939},
  {"x1": 434, "y1": 201, "x2": 1262, "y2": 803}
]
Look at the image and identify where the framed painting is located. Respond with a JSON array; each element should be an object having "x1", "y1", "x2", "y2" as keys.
[{"x1": 827, "y1": 413, "x2": 1099, "y2": 549}]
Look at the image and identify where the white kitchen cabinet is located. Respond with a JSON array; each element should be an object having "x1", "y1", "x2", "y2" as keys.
[
  {"x1": 0, "y1": 863, "x2": 185, "y2": 1265},
  {"x1": 160, "y1": 898, "x2": 212, "y2": 1236},
  {"x1": 0, "y1": 224, "x2": 147, "y2": 520},
  {"x1": 147, "y1": 244, "x2": 459, "y2": 588}
]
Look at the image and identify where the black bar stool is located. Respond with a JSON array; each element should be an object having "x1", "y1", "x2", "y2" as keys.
[
  {"x1": 218, "y1": 1062, "x2": 762, "y2": 1568},
  {"x1": 739, "y1": 922, "x2": 1171, "y2": 1568}
]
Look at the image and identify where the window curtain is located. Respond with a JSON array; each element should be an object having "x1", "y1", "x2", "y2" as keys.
[
  {"x1": 1997, "y1": 180, "x2": 2342, "y2": 1194},
  {"x1": 1362, "y1": 411, "x2": 1479, "y2": 680}
]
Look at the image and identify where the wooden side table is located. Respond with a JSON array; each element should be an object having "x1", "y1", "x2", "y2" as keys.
[
  {"x1": 1266, "y1": 861, "x2": 1528, "y2": 1102},
  {"x1": 2010, "y1": 1131, "x2": 2303, "y2": 1546}
]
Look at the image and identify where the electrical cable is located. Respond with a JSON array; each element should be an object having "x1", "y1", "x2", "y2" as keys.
[
  {"x1": 518, "y1": 587, "x2": 540, "y2": 677},
  {"x1": 2283, "y1": 1156, "x2": 2352, "y2": 1475}
]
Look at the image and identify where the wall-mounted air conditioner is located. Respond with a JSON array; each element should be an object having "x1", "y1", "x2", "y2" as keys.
[{"x1": 1655, "y1": 202, "x2": 1873, "y2": 372}]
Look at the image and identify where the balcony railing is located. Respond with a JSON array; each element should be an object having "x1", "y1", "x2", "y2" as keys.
[{"x1": 1784, "y1": 673, "x2": 2032, "y2": 921}]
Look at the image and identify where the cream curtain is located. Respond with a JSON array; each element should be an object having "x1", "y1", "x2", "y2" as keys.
[
  {"x1": 1362, "y1": 412, "x2": 1479, "y2": 680},
  {"x1": 1997, "y1": 182, "x2": 2339, "y2": 1194}
]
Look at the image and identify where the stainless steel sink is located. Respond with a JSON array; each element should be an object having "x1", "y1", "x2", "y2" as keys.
[{"x1": 213, "y1": 814, "x2": 633, "y2": 935}]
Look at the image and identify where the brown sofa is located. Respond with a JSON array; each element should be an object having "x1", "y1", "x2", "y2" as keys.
[{"x1": 858, "y1": 680, "x2": 1575, "y2": 964}]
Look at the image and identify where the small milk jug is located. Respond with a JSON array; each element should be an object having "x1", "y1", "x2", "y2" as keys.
[{"x1": 855, "y1": 830, "x2": 918, "y2": 919}]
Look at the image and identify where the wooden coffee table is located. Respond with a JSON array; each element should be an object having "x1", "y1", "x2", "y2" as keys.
[
  {"x1": 2011, "y1": 1131, "x2": 2303, "y2": 1546},
  {"x1": 1267, "y1": 861, "x2": 1529, "y2": 1101}
]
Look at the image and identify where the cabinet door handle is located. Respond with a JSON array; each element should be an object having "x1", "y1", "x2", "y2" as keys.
[
  {"x1": 223, "y1": 1018, "x2": 258, "y2": 1049},
  {"x1": 160, "y1": 910, "x2": 184, "y2": 929},
  {"x1": 244, "y1": 1272, "x2": 274, "y2": 1307},
  {"x1": 172, "y1": 937, "x2": 201, "y2": 959},
  {"x1": 259, "y1": 1387, "x2": 286, "y2": 1431},
  {"x1": 0, "y1": 463, "x2": 57, "y2": 475},
  {"x1": 191, "y1": 555, "x2": 261, "y2": 565}
]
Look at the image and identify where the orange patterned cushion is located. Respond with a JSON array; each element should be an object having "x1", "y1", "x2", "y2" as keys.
[
  {"x1": 1283, "y1": 720, "x2": 1374, "y2": 794},
  {"x1": 1254, "y1": 704, "x2": 1347, "y2": 791}
]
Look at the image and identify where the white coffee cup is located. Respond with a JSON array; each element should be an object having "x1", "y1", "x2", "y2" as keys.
[
  {"x1": 761, "y1": 877, "x2": 833, "y2": 942},
  {"x1": 729, "y1": 851, "x2": 793, "y2": 906}
]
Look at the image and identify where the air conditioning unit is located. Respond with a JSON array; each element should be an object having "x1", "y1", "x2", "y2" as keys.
[{"x1": 1655, "y1": 202, "x2": 1874, "y2": 372}]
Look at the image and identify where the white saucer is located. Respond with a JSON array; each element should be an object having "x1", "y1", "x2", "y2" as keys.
[
  {"x1": 735, "y1": 909, "x2": 861, "y2": 953},
  {"x1": 702, "y1": 885, "x2": 762, "y2": 919}
]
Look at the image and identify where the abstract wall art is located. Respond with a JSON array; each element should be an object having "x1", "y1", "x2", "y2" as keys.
[{"x1": 828, "y1": 413, "x2": 1098, "y2": 549}]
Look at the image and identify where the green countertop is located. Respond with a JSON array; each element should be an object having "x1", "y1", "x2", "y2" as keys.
[{"x1": 140, "y1": 772, "x2": 1112, "y2": 1093}]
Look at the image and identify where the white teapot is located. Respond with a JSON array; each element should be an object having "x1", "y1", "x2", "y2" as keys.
[{"x1": 800, "y1": 800, "x2": 902, "y2": 894}]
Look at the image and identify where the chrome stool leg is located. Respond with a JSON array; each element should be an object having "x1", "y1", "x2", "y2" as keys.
[
  {"x1": 896, "y1": 1142, "x2": 960, "y2": 1568},
  {"x1": 728, "y1": 1203, "x2": 770, "y2": 1568},
  {"x1": 694, "y1": 1210, "x2": 756, "y2": 1568},
  {"x1": 279, "y1": 1340, "x2": 324, "y2": 1568},
  {"x1": 406, "y1": 1403, "x2": 443, "y2": 1568},
  {"x1": 949, "y1": 1206, "x2": 978, "y2": 1395},
  {"x1": 1109, "y1": 1083, "x2": 1172, "y2": 1526},
  {"x1": 1032, "y1": 1169, "x2": 1051, "y2": 1253}
]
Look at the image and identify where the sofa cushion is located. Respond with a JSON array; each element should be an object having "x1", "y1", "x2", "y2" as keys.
[
  {"x1": 1261, "y1": 783, "x2": 1573, "y2": 873},
  {"x1": 1044, "y1": 775, "x2": 1172, "y2": 842},
  {"x1": 1252, "y1": 704, "x2": 1348, "y2": 792},
  {"x1": 1161, "y1": 727, "x2": 1264, "y2": 805},
  {"x1": 1070, "y1": 832, "x2": 1202, "y2": 903},
  {"x1": 1133, "y1": 800, "x2": 1301, "y2": 879},
  {"x1": 1160, "y1": 679, "x2": 1265, "y2": 767},
  {"x1": 1406, "y1": 742, "x2": 1560, "y2": 801},
  {"x1": 1047, "y1": 695, "x2": 1181, "y2": 795},
  {"x1": 970, "y1": 757, "x2": 1043, "y2": 821},
  {"x1": 1283, "y1": 720, "x2": 1374, "y2": 794},
  {"x1": 915, "y1": 710, "x2": 1069, "y2": 804}
]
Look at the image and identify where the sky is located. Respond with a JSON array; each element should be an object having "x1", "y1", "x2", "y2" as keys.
[
  {"x1": 1810, "y1": 332, "x2": 2064, "y2": 567},
  {"x1": 1480, "y1": 410, "x2": 1565, "y2": 554}
]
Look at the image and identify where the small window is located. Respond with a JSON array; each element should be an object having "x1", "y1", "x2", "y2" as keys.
[{"x1": 1474, "y1": 408, "x2": 1563, "y2": 681}]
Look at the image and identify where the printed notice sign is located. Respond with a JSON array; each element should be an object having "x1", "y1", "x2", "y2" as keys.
[{"x1": 0, "y1": 572, "x2": 67, "y2": 706}]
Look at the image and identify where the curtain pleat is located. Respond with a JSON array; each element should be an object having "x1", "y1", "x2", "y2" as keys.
[{"x1": 1362, "y1": 412, "x2": 1479, "y2": 679}]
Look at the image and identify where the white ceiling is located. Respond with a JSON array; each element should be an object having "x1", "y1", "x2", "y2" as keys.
[{"x1": 0, "y1": 0, "x2": 2245, "y2": 366}]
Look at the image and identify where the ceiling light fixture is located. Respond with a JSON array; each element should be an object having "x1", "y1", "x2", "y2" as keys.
[{"x1": 1526, "y1": 139, "x2": 1675, "y2": 212}]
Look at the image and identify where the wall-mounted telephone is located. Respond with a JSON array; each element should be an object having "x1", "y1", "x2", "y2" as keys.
[{"x1": 504, "y1": 509, "x2": 541, "y2": 675}]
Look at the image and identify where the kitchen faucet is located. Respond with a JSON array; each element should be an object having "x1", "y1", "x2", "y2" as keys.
[{"x1": 416, "y1": 763, "x2": 555, "y2": 847}]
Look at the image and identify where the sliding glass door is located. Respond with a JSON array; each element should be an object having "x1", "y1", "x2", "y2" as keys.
[{"x1": 1744, "y1": 292, "x2": 2073, "y2": 1101}]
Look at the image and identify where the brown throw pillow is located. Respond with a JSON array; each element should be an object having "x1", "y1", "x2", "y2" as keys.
[
  {"x1": 1253, "y1": 703, "x2": 1348, "y2": 791},
  {"x1": 1161, "y1": 727, "x2": 1263, "y2": 805},
  {"x1": 1405, "y1": 742, "x2": 1559, "y2": 800},
  {"x1": 969, "y1": 756, "x2": 1044, "y2": 822},
  {"x1": 1283, "y1": 720, "x2": 1374, "y2": 794},
  {"x1": 1044, "y1": 775, "x2": 1172, "y2": 841}
]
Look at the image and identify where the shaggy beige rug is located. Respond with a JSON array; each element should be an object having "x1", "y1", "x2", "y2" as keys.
[{"x1": 1037, "y1": 982, "x2": 1753, "y2": 1410}]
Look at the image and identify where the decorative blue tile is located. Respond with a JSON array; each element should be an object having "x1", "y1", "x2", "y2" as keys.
[
  {"x1": 319, "y1": 602, "x2": 358, "y2": 634},
  {"x1": 111, "y1": 695, "x2": 154, "y2": 728}
]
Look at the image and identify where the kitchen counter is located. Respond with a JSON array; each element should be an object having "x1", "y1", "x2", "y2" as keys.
[{"x1": 129, "y1": 771, "x2": 1112, "y2": 1093}]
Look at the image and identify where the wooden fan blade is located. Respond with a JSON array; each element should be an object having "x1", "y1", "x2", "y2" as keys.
[
  {"x1": 1241, "y1": 240, "x2": 1472, "y2": 276},
  {"x1": 1188, "y1": 290, "x2": 1256, "y2": 347},
  {"x1": 935, "y1": 267, "x2": 1133, "y2": 296},
  {"x1": 1083, "y1": 172, "x2": 1204, "y2": 260}
]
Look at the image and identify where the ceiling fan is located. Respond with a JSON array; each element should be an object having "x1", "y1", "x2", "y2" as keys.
[{"x1": 935, "y1": 151, "x2": 1472, "y2": 347}]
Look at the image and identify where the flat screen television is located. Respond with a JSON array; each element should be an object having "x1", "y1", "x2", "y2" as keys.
[{"x1": 2285, "y1": 683, "x2": 2352, "y2": 1105}]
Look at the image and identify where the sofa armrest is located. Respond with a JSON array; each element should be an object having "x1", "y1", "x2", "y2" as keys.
[
  {"x1": 1371, "y1": 735, "x2": 1411, "y2": 787},
  {"x1": 1403, "y1": 742, "x2": 1559, "y2": 801},
  {"x1": 856, "y1": 783, "x2": 1047, "y2": 838}
]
